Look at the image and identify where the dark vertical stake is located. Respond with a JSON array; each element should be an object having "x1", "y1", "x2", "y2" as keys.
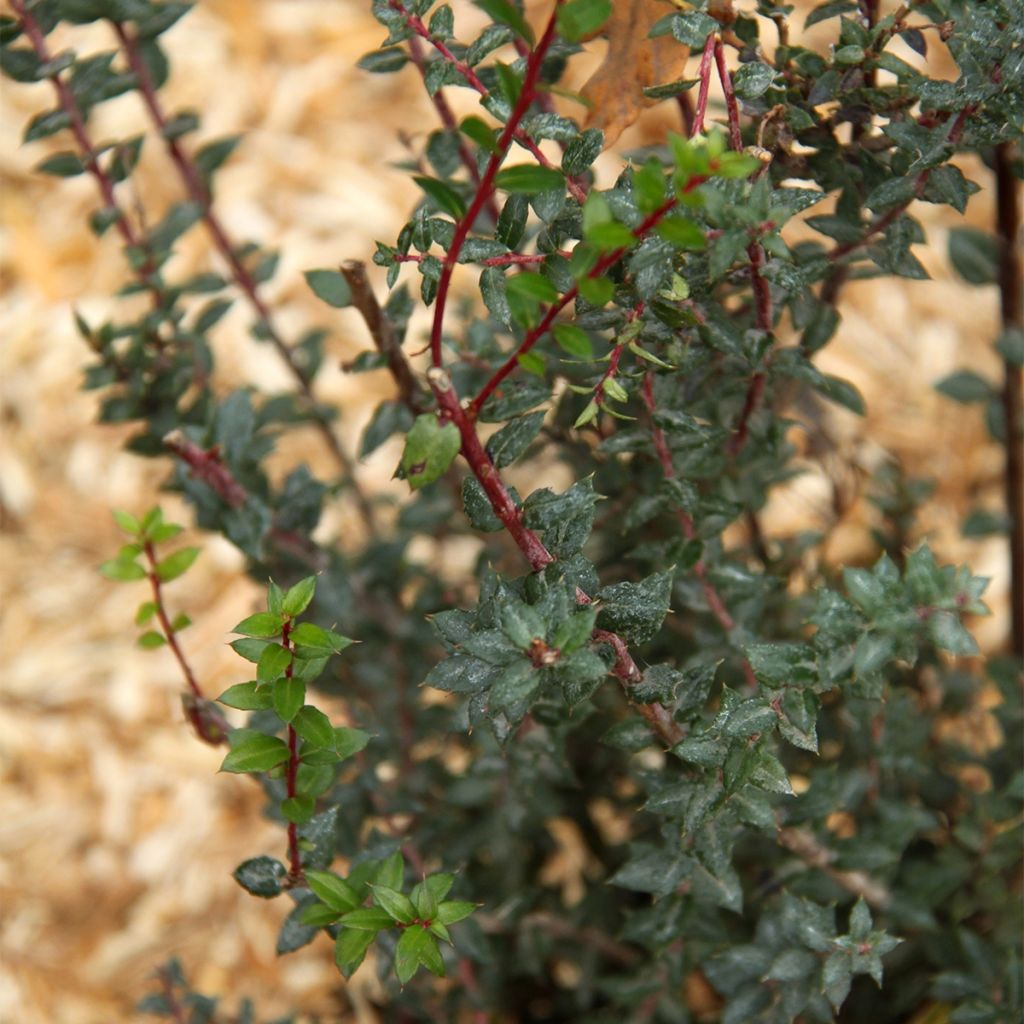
[{"x1": 994, "y1": 142, "x2": 1023, "y2": 659}]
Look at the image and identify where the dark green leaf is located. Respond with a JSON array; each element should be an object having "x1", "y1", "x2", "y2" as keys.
[
  {"x1": 597, "y1": 571, "x2": 673, "y2": 644},
  {"x1": 232, "y1": 856, "x2": 286, "y2": 898},
  {"x1": 947, "y1": 228, "x2": 998, "y2": 285},
  {"x1": 304, "y1": 269, "x2": 352, "y2": 308}
]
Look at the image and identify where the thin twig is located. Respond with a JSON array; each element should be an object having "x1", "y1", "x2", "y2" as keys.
[
  {"x1": 392, "y1": 1, "x2": 586, "y2": 204},
  {"x1": 12, "y1": 0, "x2": 164, "y2": 304},
  {"x1": 141, "y1": 540, "x2": 229, "y2": 746},
  {"x1": 714, "y1": 38, "x2": 743, "y2": 153},
  {"x1": 279, "y1": 620, "x2": 304, "y2": 885},
  {"x1": 642, "y1": 375, "x2": 758, "y2": 688},
  {"x1": 406, "y1": 32, "x2": 500, "y2": 224},
  {"x1": 112, "y1": 23, "x2": 378, "y2": 535},
  {"x1": 340, "y1": 261, "x2": 428, "y2": 414},
  {"x1": 427, "y1": 5, "x2": 563, "y2": 368},
  {"x1": 712, "y1": 43, "x2": 775, "y2": 459},
  {"x1": 691, "y1": 33, "x2": 717, "y2": 138},
  {"x1": 826, "y1": 106, "x2": 974, "y2": 264},
  {"x1": 468, "y1": 195, "x2": 687, "y2": 418},
  {"x1": 777, "y1": 824, "x2": 891, "y2": 908}
]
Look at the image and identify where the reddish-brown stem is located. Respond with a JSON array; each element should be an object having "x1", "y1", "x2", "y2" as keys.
[
  {"x1": 729, "y1": 243, "x2": 772, "y2": 457},
  {"x1": 468, "y1": 195, "x2": 684, "y2": 417},
  {"x1": 11, "y1": 0, "x2": 167, "y2": 301},
  {"x1": 396, "y1": 250, "x2": 563, "y2": 267},
  {"x1": 393, "y1": 1, "x2": 584, "y2": 203},
  {"x1": 595, "y1": 341, "x2": 629, "y2": 404},
  {"x1": 827, "y1": 106, "x2": 973, "y2": 263},
  {"x1": 714, "y1": 39, "x2": 743, "y2": 152},
  {"x1": 429, "y1": 5, "x2": 563, "y2": 367},
  {"x1": 641, "y1": 375, "x2": 757, "y2": 688},
  {"x1": 395, "y1": 2, "x2": 489, "y2": 92},
  {"x1": 727, "y1": 370, "x2": 767, "y2": 458},
  {"x1": 431, "y1": 368, "x2": 682, "y2": 744},
  {"x1": 280, "y1": 620, "x2": 304, "y2": 885},
  {"x1": 432, "y1": 369, "x2": 555, "y2": 570},
  {"x1": 157, "y1": 967, "x2": 189, "y2": 1024},
  {"x1": 711, "y1": 44, "x2": 774, "y2": 459},
  {"x1": 677, "y1": 90, "x2": 696, "y2": 136},
  {"x1": 994, "y1": 141, "x2": 1024, "y2": 658},
  {"x1": 141, "y1": 540, "x2": 228, "y2": 745},
  {"x1": 406, "y1": 32, "x2": 500, "y2": 224},
  {"x1": 112, "y1": 24, "x2": 376, "y2": 532},
  {"x1": 143, "y1": 542, "x2": 203, "y2": 700},
  {"x1": 340, "y1": 261, "x2": 427, "y2": 414},
  {"x1": 163, "y1": 434, "x2": 249, "y2": 507},
  {"x1": 691, "y1": 33, "x2": 718, "y2": 137}
]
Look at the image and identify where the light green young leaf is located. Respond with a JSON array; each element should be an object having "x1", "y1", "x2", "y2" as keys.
[{"x1": 401, "y1": 414, "x2": 461, "y2": 490}]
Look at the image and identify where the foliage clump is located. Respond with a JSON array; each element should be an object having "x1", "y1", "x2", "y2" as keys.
[{"x1": 3, "y1": 0, "x2": 1021, "y2": 1020}]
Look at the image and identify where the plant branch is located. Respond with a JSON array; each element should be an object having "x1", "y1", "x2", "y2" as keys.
[
  {"x1": 691, "y1": 33, "x2": 717, "y2": 137},
  {"x1": 392, "y1": 1, "x2": 585, "y2": 203},
  {"x1": 406, "y1": 31, "x2": 500, "y2": 224},
  {"x1": 825, "y1": 106, "x2": 973, "y2": 264},
  {"x1": 11, "y1": 0, "x2": 164, "y2": 296},
  {"x1": 712, "y1": 44, "x2": 775, "y2": 459},
  {"x1": 642, "y1": 375, "x2": 757, "y2": 688},
  {"x1": 994, "y1": 140, "x2": 1024, "y2": 658},
  {"x1": 339, "y1": 261, "x2": 429, "y2": 414},
  {"x1": 777, "y1": 824, "x2": 891, "y2": 908},
  {"x1": 112, "y1": 22, "x2": 377, "y2": 535},
  {"x1": 141, "y1": 540, "x2": 229, "y2": 746},
  {"x1": 468, "y1": 195, "x2": 685, "y2": 418},
  {"x1": 714, "y1": 38, "x2": 743, "y2": 153},
  {"x1": 428, "y1": 3, "x2": 564, "y2": 368},
  {"x1": 280, "y1": 620, "x2": 304, "y2": 885}
]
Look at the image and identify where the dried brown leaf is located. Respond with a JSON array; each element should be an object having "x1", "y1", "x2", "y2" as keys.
[{"x1": 580, "y1": 0, "x2": 692, "y2": 148}]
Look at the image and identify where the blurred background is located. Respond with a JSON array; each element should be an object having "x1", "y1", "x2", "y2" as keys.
[{"x1": 0, "y1": 1, "x2": 1010, "y2": 1020}]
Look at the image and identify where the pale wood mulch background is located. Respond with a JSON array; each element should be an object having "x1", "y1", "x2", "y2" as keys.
[{"x1": 0, "y1": 2, "x2": 1009, "y2": 1021}]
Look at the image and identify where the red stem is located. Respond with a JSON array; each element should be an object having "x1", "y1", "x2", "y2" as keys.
[
  {"x1": 468, "y1": 195, "x2": 686, "y2": 417},
  {"x1": 729, "y1": 241, "x2": 772, "y2": 457},
  {"x1": 691, "y1": 33, "x2": 718, "y2": 138},
  {"x1": 112, "y1": 23, "x2": 376, "y2": 533},
  {"x1": 428, "y1": 4, "x2": 563, "y2": 367},
  {"x1": 11, "y1": 0, "x2": 163, "y2": 294},
  {"x1": 406, "y1": 32, "x2": 500, "y2": 224},
  {"x1": 828, "y1": 106, "x2": 974, "y2": 263},
  {"x1": 712, "y1": 41, "x2": 775, "y2": 459},
  {"x1": 143, "y1": 542, "x2": 203, "y2": 700},
  {"x1": 142, "y1": 540, "x2": 229, "y2": 744},
  {"x1": 714, "y1": 39, "x2": 743, "y2": 152},
  {"x1": 281, "y1": 619, "x2": 304, "y2": 885},
  {"x1": 393, "y1": 1, "x2": 585, "y2": 203},
  {"x1": 427, "y1": 365, "x2": 682, "y2": 746}
]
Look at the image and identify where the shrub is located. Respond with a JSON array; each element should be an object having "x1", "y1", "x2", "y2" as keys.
[{"x1": 3, "y1": 0, "x2": 1021, "y2": 1020}]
